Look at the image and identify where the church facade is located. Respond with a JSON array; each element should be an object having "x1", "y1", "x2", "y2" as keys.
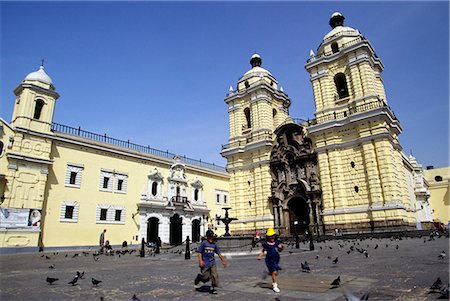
[{"x1": 222, "y1": 12, "x2": 433, "y2": 236}]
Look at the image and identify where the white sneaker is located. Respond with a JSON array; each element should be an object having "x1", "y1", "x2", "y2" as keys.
[{"x1": 272, "y1": 283, "x2": 280, "y2": 293}]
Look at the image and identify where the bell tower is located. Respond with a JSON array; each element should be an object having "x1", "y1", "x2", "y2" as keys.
[
  {"x1": 221, "y1": 54, "x2": 291, "y2": 235},
  {"x1": 1, "y1": 65, "x2": 59, "y2": 248},
  {"x1": 305, "y1": 13, "x2": 416, "y2": 233},
  {"x1": 12, "y1": 64, "x2": 59, "y2": 134}
]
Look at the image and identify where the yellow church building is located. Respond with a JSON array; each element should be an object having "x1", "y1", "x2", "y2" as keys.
[{"x1": 0, "y1": 12, "x2": 441, "y2": 252}]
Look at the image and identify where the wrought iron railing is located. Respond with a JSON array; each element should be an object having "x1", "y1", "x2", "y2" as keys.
[{"x1": 51, "y1": 122, "x2": 226, "y2": 173}]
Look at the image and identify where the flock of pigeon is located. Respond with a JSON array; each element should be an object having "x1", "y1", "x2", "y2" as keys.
[
  {"x1": 43, "y1": 249, "x2": 142, "y2": 300},
  {"x1": 282, "y1": 233, "x2": 449, "y2": 300}
]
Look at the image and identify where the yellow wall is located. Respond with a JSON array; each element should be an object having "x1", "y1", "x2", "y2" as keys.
[
  {"x1": 41, "y1": 137, "x2": 229, "y2": 247},
  {"x1": 424, "y1": 167, "x2": 450, "y2": 224}
]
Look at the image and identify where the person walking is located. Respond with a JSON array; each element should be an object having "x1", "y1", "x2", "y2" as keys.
[
  {"x1": 99, "y1": 229, "x2": 106, "y2": 253},
  {"x1": 258, "y1": 228, "x2": 284, "y2": 293},
  {"x1": 194, "y1": 230, "x2": 227, "y2": 294}
]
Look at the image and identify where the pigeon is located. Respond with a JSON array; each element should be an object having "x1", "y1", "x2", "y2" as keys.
[
  {"x1": 315, "y1": 255, "x2": 319, "y2": 260},
  {"x1": 347, "y1": 250, "x2": 351, "y2": 255},
  {"x1": 68, "y1": 276, "x2": 79, "y2": 286},
  {"x1": 45, "y1": 255, "x2": 51, "y2": 260},
  {"x1": 76, "y1": 271, "x2": 85, "y2": 279},
  {"x1": 94, "y1": 256, "x2": 100, "y2": 261},
  {"x1": 430, "y1": 277, "x2": 443, "y2": 290},
  {"x1": 132, "y1": 294, "x2": 141, "y2": 301},
  {"x1": 396, "y1": 245, "x2": 399, "y2": 250},
  {"x1": 288, "y1": 251, "x2": 293, "y2": 254},
  {"x1": 48, "y1": 264, "x2": 55, "y2": 269},
  {"x1": 344, "y1": 289, "x2": 369, "y2": 301},
  {"x1": 46, "y1": 277, "x2": 59, "y2": 285},
  {"x1": 72, "y1": 253, "x2": 79, "y2": 258},
  {"x1": 330, "y1": 276, "x2": 341, "y2": 288},
  {"x1": 92, "y1": 277, "x2": 102, "y2": 286},
  {"x1": 40, "y1": 254, "x2": 45, "y2": 258},
  {"x1": 65, "y1": 254, "x2": 68, "y2": 258},
  {"x1": 438, "y1": 251, "x2": 446, "y2": 259},
  {"x1": 333, "y1": 257, "x2": 339, "y2": 264},
  {"x1": 301, "y1": 261, "x2": 310, "y2": 273},
  {"x1": 374, "y1": 244, "x2": 378, "y2": 249}
]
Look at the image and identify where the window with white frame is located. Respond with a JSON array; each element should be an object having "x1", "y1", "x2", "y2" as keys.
[
  {"x1": 65, "y1": 164, "x2": 84, "y2": 188},
  {"x1": 215, "y1": 189, "x2": 229, "y2": 204},
  {"x1": 191, "y1": 179, "x2": 203, "y2": 203},
  {"x1": 60, "y1": 201, "x2": 79, "y2": 222},
  {"x1": 148, "y1": 169, "x2": 163, "y2": 199},
  {"x1": 100, "y1": 171, "x2": 113, "y2": 192},
  {"x1": 96, "y1": 205, "x2": 126, "y2": 224},
  {"x1": 115, "y1": 173, "x2": 128, "y2": 193}
]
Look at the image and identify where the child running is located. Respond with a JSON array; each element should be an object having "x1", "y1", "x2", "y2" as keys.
[
  {"x1": 194, "y1": 230, "x2": 228, "y2": 294},
  {"x1": 257, "y1": 228, "x2": 284, "y2": 292}
]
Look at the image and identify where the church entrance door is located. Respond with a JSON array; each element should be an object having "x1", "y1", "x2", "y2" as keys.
[
  {"x1": 170, "y1": 214, "x2": 183, "y2": 245},
  {"x1": 288, "y1": 197, "x2": 310, "y2": 235}
]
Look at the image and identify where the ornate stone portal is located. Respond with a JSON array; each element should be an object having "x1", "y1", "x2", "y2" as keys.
[{"x1": 269, "y1": 123, "x2": 323, "y2": 237}]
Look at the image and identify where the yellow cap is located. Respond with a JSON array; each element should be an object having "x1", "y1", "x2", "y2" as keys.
[{"x1": 266, "y1": 228, "x2": 276, "y2": 237}]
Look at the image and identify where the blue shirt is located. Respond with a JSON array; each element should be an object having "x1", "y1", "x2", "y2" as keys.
[{"x1": 196, "y1": 240, "x2": 221, "y2": 268}]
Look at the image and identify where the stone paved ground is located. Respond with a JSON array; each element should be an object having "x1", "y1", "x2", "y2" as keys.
[{"x1": 0, "y1": 235, "x2": 448, "y2": 301}]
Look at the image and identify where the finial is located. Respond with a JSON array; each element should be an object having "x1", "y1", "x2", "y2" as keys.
[
  {"x1": 229, "y1": 85, "x2": 234, "y2": 92},
  {"x1": 280, "y1": 86, "x2": 284, "y2": 92},
  {"x1": 329, "y1": 12, "x2": 345, "y2": 28},
  {"x1": 40, "y1": 59, "x2": 46, "y2": 68},
  {"x1": 309, "y1": 49, "x2": 315, "y2": 57}
]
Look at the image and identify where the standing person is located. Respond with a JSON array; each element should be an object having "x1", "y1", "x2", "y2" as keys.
[
  {"x1": 99, "y1": 229, "x2": 106, "y2": 252},
  {"x1": 258, "y1": 228, "x2": 284, "y2": 293},
  {"x1": 194, "y1": 230, "x2": 227, "y2": 294}
]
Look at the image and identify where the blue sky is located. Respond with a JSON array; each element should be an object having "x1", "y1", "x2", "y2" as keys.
[{"x1": 1, "y1": 1, "x2": 449, "y2": 168}]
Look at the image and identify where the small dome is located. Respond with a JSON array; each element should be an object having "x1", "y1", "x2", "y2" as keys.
[
  {"x1": 244, "y1": 53, "x2": 272, "y2": 76},
  {"x1": 24, "y1": 66, "x2": 53, "y2": 85},
  {"x1": 329, "y1": 11, "x2": 345, "y2": 28}
]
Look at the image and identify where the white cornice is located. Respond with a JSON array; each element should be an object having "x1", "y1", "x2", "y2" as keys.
[{"x1": 7, "y1": 152, "x2": 54, "y2": 165}]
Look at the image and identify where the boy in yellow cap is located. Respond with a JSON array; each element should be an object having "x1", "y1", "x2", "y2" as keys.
[{"x1": 257, "y1": 228, "x2": 284, "y2": 292}]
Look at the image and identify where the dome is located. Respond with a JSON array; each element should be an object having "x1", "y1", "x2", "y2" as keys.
[{"x1": 24, "y1": 66, "x2": 53, "y2": 85}]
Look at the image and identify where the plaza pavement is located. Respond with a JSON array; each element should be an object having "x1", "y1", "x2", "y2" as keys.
[{"x1": 0, "y1": 235, "x2": 448, "y2": 301}]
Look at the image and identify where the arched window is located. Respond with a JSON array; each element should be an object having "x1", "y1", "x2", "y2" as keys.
[
  {"x1": 245, "y1": 81, "x2": 250, "y2": 88},
  {"x1": 194, "y1": 188, "x2": 199, "y2": 201},
  {"x1": 244, "y1": 107, "x2": 251, "y2": 129},
  {"x1": 151, "y1": 182, "x2": 158, "y2": 196},
  {"x1": 272, "y1": 108, "x2": 277, "y2": 118},
  {"x1": 33, "y1": 99, "x2": 45, "y2": 119},
  {"x1": 334, "y1": 73, "x2": 349, "y2": 99},
  {"x1": 435, "y1": 176, "x2": 443, "y2": 182},
  {"x1": 331, "y1": 42, "x2": 339, "y2": 54}
]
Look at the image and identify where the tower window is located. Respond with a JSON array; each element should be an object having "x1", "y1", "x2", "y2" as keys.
[
  {"x1": 244, "y1": 107, "x2": 251, "y2": 129},
  {"x1": 194, "y1": 188, "x2": 199, "y2": 201},
  {"x1": 350, "y1": 161, "x2": 355, "y2": 168},
  {"x1": 273, "y1": 108, "x2": 277, "y2": 118},
  {"x1": 334, "y1": 73, "x2": 349, "y2": 99},
  {"x1": 331, "y1": 42, "x2": 339, "y2": 54},
  {"x1": 245, "y1": 81, "x2": 250, "y2": 88},
  {"x1": 354, "y1": 186, "x2": 359, "y2": 193},
  {"x1": 435, "y1": 176, "x2": 443, "y2": 182},
  {"x1": 33, "y1": 99, "x2": 45, "y2": 119}
]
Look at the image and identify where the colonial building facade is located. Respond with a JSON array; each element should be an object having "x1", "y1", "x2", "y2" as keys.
[{"x1": 0, "y1": 66, "x2": 229, "y2": 249}]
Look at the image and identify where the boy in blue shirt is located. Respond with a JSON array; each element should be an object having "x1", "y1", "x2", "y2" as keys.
[{"x1": 194, "y1": 230, "x2": 228, "y2": 294}]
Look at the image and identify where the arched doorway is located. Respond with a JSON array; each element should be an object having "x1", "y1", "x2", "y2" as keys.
[
  {"x1": 288, "y1": 197, "x2": 310, "y2": 235},
  {"x1": 192, "y1": 219, "x2": 201, "y2": 242},
  {"x1": 147, "y1": 217, "x2": 159, "y2": 243},
  {"x1": 170, "y1": 213, "x2": 183, "y2": 245}
]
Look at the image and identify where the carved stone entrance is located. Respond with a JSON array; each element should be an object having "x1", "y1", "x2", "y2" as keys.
[
  {"x1": 170, "y1": 213, "x2": 183, "y2": 245},
  {"x1": 270, "y1": 123, "x2": 323, "y2": 237}
]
